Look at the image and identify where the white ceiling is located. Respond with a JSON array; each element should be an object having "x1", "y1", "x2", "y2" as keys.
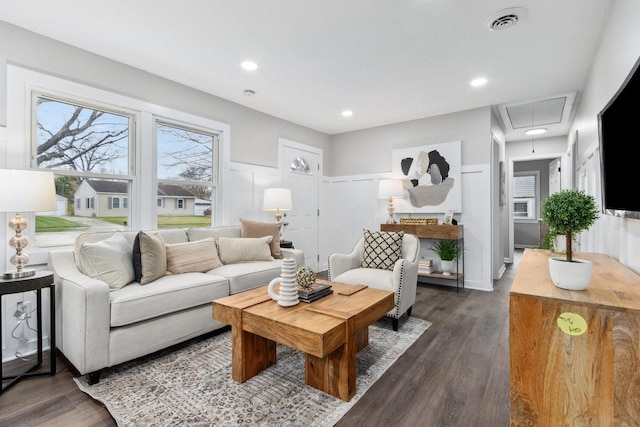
[{"x1": 0, "y1": 0, "x2": 613, "y2": 138}]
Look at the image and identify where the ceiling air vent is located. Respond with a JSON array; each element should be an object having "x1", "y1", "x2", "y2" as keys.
[{"x1": 485, "y1": 7, "x2": 527, "y2": 31}]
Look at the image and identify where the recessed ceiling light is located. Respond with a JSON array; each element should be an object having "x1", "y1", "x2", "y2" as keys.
[
  {"x1": 241, "y1": 61, "x2": 258, "y2": 71},
  {"x1": 470, "y1": 77, "x2": 488, "y2": 87},
  {"x1": 341, "y1": 110, "x2": 353, "y2": 117},
  {"x1": 525, "y1": 128, "x2": 547, "y2": 136},
  {"x1": 243, "y1": 89, "x2": 256, "y2": 97}
]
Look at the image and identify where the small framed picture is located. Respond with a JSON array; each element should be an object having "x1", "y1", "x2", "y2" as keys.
[{"x1": 443, "y1": 210, "x2": 454, "y2": 225}]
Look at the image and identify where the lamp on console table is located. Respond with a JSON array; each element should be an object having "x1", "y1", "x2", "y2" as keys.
[
  {"x1": 263, "y1": 188, "x2": 292, "y2": 222},
  {"x1": 0, "y1": 169, "x2": 56, "y2": 279},
  {"x1": 378, "y1": 179, "x2": 404, "y2": 224}
]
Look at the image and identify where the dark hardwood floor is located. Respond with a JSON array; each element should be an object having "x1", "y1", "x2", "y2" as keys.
[{"x1": 0, "y1": 252, "x2": 519, "y2": 426}]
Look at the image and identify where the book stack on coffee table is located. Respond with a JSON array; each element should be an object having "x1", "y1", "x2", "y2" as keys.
[{"x1": 298, "y1": 282, "x2": 333, "y2": 303}]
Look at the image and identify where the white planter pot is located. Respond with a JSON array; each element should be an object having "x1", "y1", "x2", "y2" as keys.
[
  {"x1": 441, "y1": 260, "x2": 454, "y2": 276},
  {"x1": 548, "y1": 257, "x2": 592, "y2": 290}
]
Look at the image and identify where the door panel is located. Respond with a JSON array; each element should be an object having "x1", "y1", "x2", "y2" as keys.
[{"x1": 281, "y1": 143, "x2": 320, "y2": 270}]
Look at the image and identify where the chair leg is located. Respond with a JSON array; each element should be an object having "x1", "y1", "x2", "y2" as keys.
[
  {"x1": 407, "y1": 306, "x2": 412, "y2": 317},
  {"x1": 392, "y1": 318, "x2": 399, "y2": 331}
]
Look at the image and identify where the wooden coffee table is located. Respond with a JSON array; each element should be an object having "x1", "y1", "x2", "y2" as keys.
[{"x1": 213, "y1": 279, "x2": 393, "y2": 401}]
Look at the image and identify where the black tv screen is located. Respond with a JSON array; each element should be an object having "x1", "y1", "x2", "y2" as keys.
[{"x1": 598, "y1": 55, "x2": 640, "y2": 218}]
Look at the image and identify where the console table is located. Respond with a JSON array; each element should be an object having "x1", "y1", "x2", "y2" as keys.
[
  {"x1": 381, "y1": 223, "x2": 464, "y2": 292},
  {"x1": 510, "y1": 249, "x2": 640, "y2": 425},
  {"x1": 0, "y1": 271, "x2": 56, "y2": 394}
]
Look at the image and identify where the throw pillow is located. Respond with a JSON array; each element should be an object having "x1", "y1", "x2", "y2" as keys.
[
  {"x1": 217, "y1": 236, "x2": 273, "y2": 264},
  {"x1": 361, "y1": 229, "x2": 405, "y2": 271},
  {"x1": 240, "y1": 218, "x2": 282, "y2": 259},
  {"x1": 138, "y1": 231, "x2": 167, "y2": 285},
  {"x1": 78, "y1": 232, "x2": 135, "y2": 290},
  {"x1": 165, "y1": 238, "x2": 223, "y2": 274},
  {"x1": 132, "y1": 233, "x2": 143, "y2": 283}
]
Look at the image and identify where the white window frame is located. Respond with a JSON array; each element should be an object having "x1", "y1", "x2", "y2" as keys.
[
  {"x1": 7, "y1": 65, "x2": 229, "y2": 251},
  {"x1": 513, "y1": 171, "x2": 540, "y2": 222}
]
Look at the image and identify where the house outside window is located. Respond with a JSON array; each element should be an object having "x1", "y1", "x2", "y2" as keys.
[
  {"x1": 9, "y1": 66, "x2": 227, "y2": 247},
  {"x1": 156, "y1": 121, "x2": 217, "y2": 228},
  {"x1": 513, "y1": 172, "x2": 539, "y2": 220}
]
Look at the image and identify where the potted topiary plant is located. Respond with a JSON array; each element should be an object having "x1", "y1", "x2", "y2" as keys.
[
  {"x1": 431, "y1": 239, "x2": 462, "y2": 275},
  {"x1": 541, "y1": 189, "x2": 599, "y2": 290}
]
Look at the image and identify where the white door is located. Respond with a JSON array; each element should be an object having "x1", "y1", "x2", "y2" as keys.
[
  {"x1": 549, "y1": 158, "x2": 561, "y2": 194},
  {"x1": 280, "y1": 140, "x2": 320, "y2": 270}
]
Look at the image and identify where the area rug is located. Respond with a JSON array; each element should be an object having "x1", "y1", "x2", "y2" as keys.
[{"x1": 74, "y1": 317, "x2": 431, "y2": 426}]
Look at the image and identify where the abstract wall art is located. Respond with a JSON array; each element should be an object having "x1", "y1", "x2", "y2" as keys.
[{"x1": 391, "y1": 141, "x2": 462, "y2": 213}]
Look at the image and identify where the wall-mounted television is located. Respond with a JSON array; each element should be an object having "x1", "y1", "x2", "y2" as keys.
[{"x1": 598, "y1": 55, "x2": 640, "y2": 219}]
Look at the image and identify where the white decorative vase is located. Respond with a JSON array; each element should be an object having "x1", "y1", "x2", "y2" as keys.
[
  {"x1": 441, "y1": 260, "x2": 454, "y2": 276},
  {"x1": 268, "y1": 258, "x2": 299, "y2": 306},
  {"x1": 548, "y1": 257, "x2": 592, "y2": 290}
]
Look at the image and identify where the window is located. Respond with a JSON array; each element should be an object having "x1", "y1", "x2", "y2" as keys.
[
  {"x1": 156, "y1": 122, "x2": 217, "y2": 229},
  {"x1": 513, "y1": 172, "x2": 539, "y2": 220},
  {"x1": 8, "y1": 65, "x2": 228, "y2": 247},
  {"x1": 34, "y1": 95, "x2": 133, "y2": 245}
]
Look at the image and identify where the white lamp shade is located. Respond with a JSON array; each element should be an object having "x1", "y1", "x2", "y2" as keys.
[
  {"x1": 263, "y1": 188, "x2": 292, "y2": 211},
  {"x1": 378, "y1": 179, "x2": 404, "y2": 199},
  {"x1": 0, "y1": 169, "x2": 57, "y2": 212}
]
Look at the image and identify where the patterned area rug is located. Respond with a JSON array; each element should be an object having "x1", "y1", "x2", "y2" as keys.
[{"x1": 75, "y1": 317, "x2": 431, "y2": 426}]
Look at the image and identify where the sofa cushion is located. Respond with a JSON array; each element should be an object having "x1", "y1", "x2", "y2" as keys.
[
  {"x1": 361, "y1": 229, "x2": 405, "y2": 271},
  {"x1": 77, "y1": 232, "x2": 135, "y2": 290},
  {"x1": 165, "y1": 238, "x2": 223, "y2": 274},
  {"x1": 240, "y1": 218, "x2": 282, "y2": 259},
  {"x1": 187, "y1": 226, "x2": 241, "y2": 242},
  {"x1": 208, "y1": 261, "x2": 282, "y2": 294},
  {"x1": 109, "y1": 272, "x2": 229, "y2": 327},
  {"x1": 138, "y1": 231, "x2": 167, "y2": 285},
  {"x1": 217, "y1": 236, "x2": 273, "y2": 264},
  {"x1": 332, "y1": 267, "x2": 394, "y2": 291}
]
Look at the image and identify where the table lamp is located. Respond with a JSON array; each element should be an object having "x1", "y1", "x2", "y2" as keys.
[
  {"x1": 379, "y1": 179, "x2": 404, "y2": 224},
  {"x1": 263, "y1": 188, "x2": 292, "y2": 222},
  {"x1": 0, "y1": 169, "x2": 56, "y2": 279}
]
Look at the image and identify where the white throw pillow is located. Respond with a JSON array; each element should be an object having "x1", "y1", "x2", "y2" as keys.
[
  {"x1": 78, "y1": 232, "x2": 135, "y2": 290},
  {"x1": 217, "y1": 236, "x2": 274, "y2": 264}
]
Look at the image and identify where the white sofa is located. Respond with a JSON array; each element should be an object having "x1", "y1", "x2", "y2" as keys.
[{"x1": 48, "y1": 225, "x2": 304, "y2": 384}]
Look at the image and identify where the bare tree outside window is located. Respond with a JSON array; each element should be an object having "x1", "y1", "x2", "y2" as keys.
[
  {"x1": 34, "y1": 96, "x2": 132, "y2": 245},
  {"x1": 156, "y1": 123, "x2": 216, "y2": 227},
  {"x1": 37, "y1": 97, "x2": 129, "y2": 173}
]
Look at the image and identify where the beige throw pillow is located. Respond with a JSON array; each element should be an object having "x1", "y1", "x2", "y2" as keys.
[
  {"x1": 218, "y1": 236, "x2": 273, "y2": 264},
  {"x1": 138, "y1": 231, "x2": 167, "y2": 285},
  {"x1": 78, "y1": 232, "x2": 135, "y2": 290},
  {"x1": 240, "y1": 218, "x2": 282, "y2": 259},
  {"x1": 165, "y1": 238, "x2": 223, "y2": 274}
]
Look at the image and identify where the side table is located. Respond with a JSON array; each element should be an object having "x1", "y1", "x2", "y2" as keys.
[{"x1": 0, "y1": 271, "x2": 55, "y2": 394}]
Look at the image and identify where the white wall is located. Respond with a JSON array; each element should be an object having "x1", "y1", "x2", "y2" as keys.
[
  {"x1": 321, "y1": 164, "x2": 492, "y2": 291},
  {"x1": 569, "y1": 0, "x2": 640, "y2": 275},
  {"x1": 327, "y1": 107, "x2": 495, "y2": 291}
]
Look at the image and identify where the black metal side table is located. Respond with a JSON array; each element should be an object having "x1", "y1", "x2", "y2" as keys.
[{"x1": 0, "y1": 271, "x2": 55, "y2": 394}]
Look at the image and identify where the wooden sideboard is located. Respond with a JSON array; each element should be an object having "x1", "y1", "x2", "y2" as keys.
[
  {"x1": 381, "y1": 223, "x2": 464, "y2": 291},
  {"x1": 509, "y1": 249, "x2": 640, "y2": 425}
]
